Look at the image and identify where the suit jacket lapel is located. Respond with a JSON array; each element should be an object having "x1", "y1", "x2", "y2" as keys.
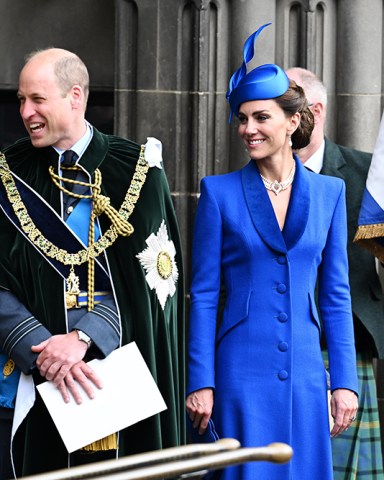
[
  {"x1": 321, "y1": 138, "x2": 346, "y2": 178},
  {"x1": 241, "y1": 156, "x2": 311, "y2": 253},
  {"x1": 241, "y1": 160, "x2": 287, "y2": 253},
  {"x1": 283, "y1": 155, "x2": 310, "y2": 250}
]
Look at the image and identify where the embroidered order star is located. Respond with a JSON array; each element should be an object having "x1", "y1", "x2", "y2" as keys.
[{"x1": 136, "y1": 220, "x2": 179, "y2": 310}]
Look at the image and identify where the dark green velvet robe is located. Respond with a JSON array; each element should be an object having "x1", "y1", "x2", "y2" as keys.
[{"x1": 0, "y1": 129, "x2": 185, "y2": 475}]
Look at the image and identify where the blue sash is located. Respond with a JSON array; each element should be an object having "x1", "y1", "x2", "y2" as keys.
[{"x1": 66, "y1": 198, "x2": 101, "y2": 245}]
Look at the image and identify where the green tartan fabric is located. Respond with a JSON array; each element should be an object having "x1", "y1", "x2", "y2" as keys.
[{"x1": 325, "y1": 351, "x2": 384, "y2": 479}]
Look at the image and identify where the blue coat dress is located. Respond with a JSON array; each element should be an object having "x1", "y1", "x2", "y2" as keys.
[{"x1": 187, "y1": 156, "x2": 358, "y2": 480}]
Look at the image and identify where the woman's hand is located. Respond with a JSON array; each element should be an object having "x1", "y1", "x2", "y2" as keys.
[
  {"x1": 186, "y1": 388, "x2": 214, "y2": 435},
  {"x1": 330, "y1": 388, "x2": 358, "y2": 437}
]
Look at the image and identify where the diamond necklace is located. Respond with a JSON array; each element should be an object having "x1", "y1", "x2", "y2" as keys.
[{"x1": 259, "y1": 162, "x2": 296, "y2": 195}]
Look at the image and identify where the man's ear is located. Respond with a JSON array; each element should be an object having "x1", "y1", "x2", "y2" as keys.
[
  {"x1": 311, "y1": 101, "x2": 324, "y2": 125},
  {"x1": 70, "y1": 85, "x2": 84, "y2": 109}
]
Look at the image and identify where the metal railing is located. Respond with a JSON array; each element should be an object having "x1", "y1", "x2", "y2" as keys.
[{"x1": 21, "y1": 439, "x2": 293, "y2": 480}]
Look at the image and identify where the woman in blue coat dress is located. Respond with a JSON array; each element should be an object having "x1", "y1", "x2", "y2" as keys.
[{"x1": 186, "y1": 24, "x2": 358, "y2": 480}]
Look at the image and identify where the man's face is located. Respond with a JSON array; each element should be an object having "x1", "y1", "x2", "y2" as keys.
[{"x1": 17, "y1": 59, "x2": 75, "y2": 149}]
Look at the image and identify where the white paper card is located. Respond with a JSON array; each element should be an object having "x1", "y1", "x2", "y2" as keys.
[{"x1": 36, "y1": 342, "x2": 167, "y2": 453}]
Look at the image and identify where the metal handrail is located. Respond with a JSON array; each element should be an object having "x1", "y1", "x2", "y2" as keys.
[
  {"x1": 21, "y1": 439, "x2": 240, "y2": 480},
  {"x1": 21, "y1": 439, "x2": 293, "y2": 480}
]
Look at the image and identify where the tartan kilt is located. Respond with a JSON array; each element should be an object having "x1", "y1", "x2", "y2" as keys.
[{"x1": 324, "y1": 351, "x2": 384, "y2": 479}]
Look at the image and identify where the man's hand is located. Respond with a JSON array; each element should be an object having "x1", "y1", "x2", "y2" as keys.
[
  {"x1": 186, "y1": 388, "x2": 214, "y2": 435},
  {"x1": 32, "y1": 332, "x2": 103, "y2": 404},
  {"x1": 56, "y1": 360, "x2": 103, "y2": 404},
  {"x1": 330, "y1": 388, "x2": 358, "y2": 437}
]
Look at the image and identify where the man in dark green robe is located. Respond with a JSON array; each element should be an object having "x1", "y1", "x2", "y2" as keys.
[{"x1": 0, "y1": 47, "x2": 185, "y2": 477}]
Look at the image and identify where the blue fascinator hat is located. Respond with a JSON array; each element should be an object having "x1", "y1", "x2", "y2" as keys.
[{"x1": 226, "y1": 23, "x2": 290, "y2": 121}]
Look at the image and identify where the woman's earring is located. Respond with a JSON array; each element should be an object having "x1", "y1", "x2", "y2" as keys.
[{"x1": 289, "y1": 135, "x2": 292, "y2": 147}]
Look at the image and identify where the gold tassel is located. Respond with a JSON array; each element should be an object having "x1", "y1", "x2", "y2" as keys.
[
  {"x1": 353, "y1": 223, "x2": 384, "y2": 241},
  {"x1": 353, "y1": 224, "x2": 384, "y2": 263},
  {"x1": 93, "y1": 193, "x2": 134, "y2": 236},
  {"x1": 81, "y1": 432, "x2": 117, "y2": 451}
]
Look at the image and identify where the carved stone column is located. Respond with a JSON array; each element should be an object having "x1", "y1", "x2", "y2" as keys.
[{"x1": 336, "y1": 0, "x2": 383, "y2": 151}]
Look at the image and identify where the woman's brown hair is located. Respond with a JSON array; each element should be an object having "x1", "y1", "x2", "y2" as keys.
[{"x1": 274, "y1": 80, "x2": 314, "y2": 149}]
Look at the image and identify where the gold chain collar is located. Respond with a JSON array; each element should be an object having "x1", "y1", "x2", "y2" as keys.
[{"x1": 0, "y1": 146, "x2": 149, "y2": 309}]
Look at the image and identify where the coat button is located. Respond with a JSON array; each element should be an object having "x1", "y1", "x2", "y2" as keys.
[
  {"x1": 278, "y1": 312, "x2": 288, "y2": 322},
  {"x1": 277, "y1": 283, "x2": 287, "y2": 293},
  {"x1": 277, "y1": 255, "x2": 286, "y2": 265},
  {"x1": 278, "y1": 341, "x2": 288, "y2": 352},
  {"x1": 278, "y1": 370, "x2": 288, "y2": 380}
]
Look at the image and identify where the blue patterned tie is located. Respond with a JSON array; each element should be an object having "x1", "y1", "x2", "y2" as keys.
[
  {"x1": 61, "y1": 150, "x2": 89, "y2": 198},
  {"x1": 61, "y1": 149, "x2": 76, "y2": 167},
  {"x1": 61, "y1": 151, "x2": 97, "y2": 244}
]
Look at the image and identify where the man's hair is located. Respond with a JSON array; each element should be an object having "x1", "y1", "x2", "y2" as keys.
[
  {"x1": 25, "y1": 48, "x2": 90, "y2": 105},
  {"x1": 286, "y1": 67, "x2": 327, "y2": 109}
]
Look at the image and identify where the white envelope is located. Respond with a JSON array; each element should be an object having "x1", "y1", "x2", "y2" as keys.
[{"x1": 36, "y1": 342, "x2": 167, "y2": 453}]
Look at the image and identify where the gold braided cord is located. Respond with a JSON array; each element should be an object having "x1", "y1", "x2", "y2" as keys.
[
  {"x1": 88, "y1": 202, "x2": 97, "y2": 310},
  {"x1": 0, "y1": 145, "x2": 148, "y2": 270},
  {"x1": 49, "y1": 164, "x2": 134, "y2": 237},
  {"x1": 49, "y1": 165, "x2": 95, "y2": 199}
]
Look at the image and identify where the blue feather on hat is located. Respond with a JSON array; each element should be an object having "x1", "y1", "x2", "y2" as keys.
[{"x1": 227, "y1": 23, "x2": 290, "y2": 122}]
